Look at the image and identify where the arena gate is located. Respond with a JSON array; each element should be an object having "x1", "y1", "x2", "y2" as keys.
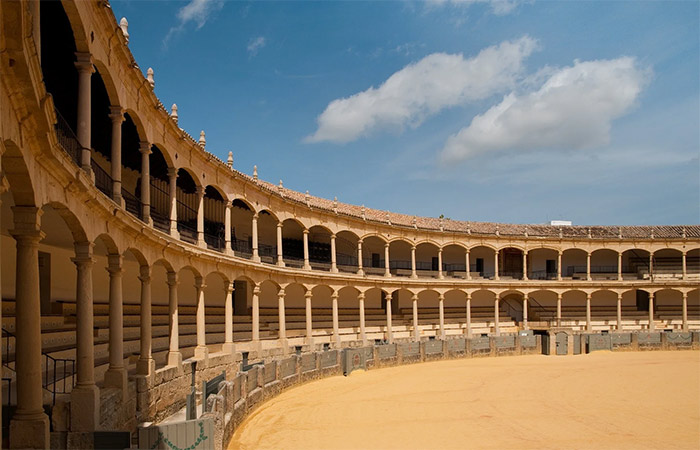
[
  {"x1": 139, "y1": 418, "x2": 214, "y2": 450},
  {"x1": 342, "y1": 348, "x2": 369, "y2": 376}
]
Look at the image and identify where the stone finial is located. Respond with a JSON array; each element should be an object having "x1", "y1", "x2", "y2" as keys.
[
  {"x1": 524, "y1": 226, "x2": 528, "y2": 237},
  {"x1": 278, "y1": 180, "x2": 284, "y2": 197},
  {"x1": 559, "y1": 227, "x2": 563, "y2": 239},
  {"x1": 439, "y1": 217, "x2": 444, "y2": 232},
  {"x1": 412, "y1": 216, "x2": 417, "y2": 229},
  {"x1": 226, "y1": 151, "x2": 233, "y2": 168},
  {"x1": 682, "y1": 227, "x2": 686, "y2": 239},
  {"x1": 618, "y1": 227, "x2": 623, "y2": 239},
  {"x1": 587, "y1": 227, "x2": 592, "y2": 238},
  {"x1": 171, "y1": 104, "x2": 178, "y2": 124},
  {"x1": 495, "y1": 225, "x2": 500, "y2": 236},
  {"x1": 467, "y1": 226, "x2": 471, "y2": 235},
  {"x1": 253, "y1": 165, "x2": 258, "y2": 181},
  {"x1": 650, "y1": 228, "x2": 654, "y2": 239},
  {"x1": 361, "y1": 205, "x2": 366, "y2": 221},
  {"x1": 119, "y1": 17, "x2": 129, "y2": 43},
  {"x1": 279, "y1": 180, "x2": 283, "y2": 188},
  {"x1": 305, "y1": 191, "x2": 311, "y2": 207},
  {"x1": 198, "y1": 130, "x2": 206, "y2": 148},
  {"x1": 333, "y1": 197, "x2": 338, "y2": 214},
  {"x1": 146, "y1": 67, "x2": 155, "y2": 88},
  {"x1": 385, "y1": 212, "x2": 391, "y2": 225}
]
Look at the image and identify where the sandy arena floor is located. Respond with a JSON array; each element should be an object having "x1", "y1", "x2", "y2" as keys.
[{"x1": 228, "y1": 351, "x2": 700, "y2": 450}]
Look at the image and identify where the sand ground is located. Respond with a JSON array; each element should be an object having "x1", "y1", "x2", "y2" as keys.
[{"x1": 228, "y1": 351, "x2": 700, "y2": 450}]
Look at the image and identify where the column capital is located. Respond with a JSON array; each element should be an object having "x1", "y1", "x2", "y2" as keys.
[
  {"x1": 108, "y1": 106, "x2": 125, "y2": 123},
  {"x1": 167, "y1": 167, "x2": 178, "y2": 179},
  {"x1": 331, "y1": 233, "x2": 336, "y2": 239},
  {"x1": 74, "y1": 241, "x2": 94, "y2": 259},
  {"x1": 305, "y1": 290, "x2": 313, "y2": 299},
  {"x1": 167, "y1": 271, "x2": 178, "y2": 287},
  {"x1": 465, "y1": 292, "x2": 472, "y2": 300},
  {"x1": 278, "y1": 288, "x2": 286, "y2": 297},
  {"x1": 139, "y1": 141, "x2": 152, "y2": 155},
  {"x1": 252, "y1": 212, "x2": 259, "y2": 220},
  {"x1": 194, "y1": 276, "x2": 206, "y2": 290},
  {"x1": 357, "y1": 292, "x2": 365, "y2": 300},
  {"x1": 139, "y1": 265, "x2": 151, "y2": 282},
  {"x1": 303, "y1": 229, "x2": 309, "y2": 235},
  {"x1": 411, "y1": 245, "x2": 416, "y2": 251},
  {"x1": 74, "y1": 52, "x2": 94, "y2": 73},
  {"x1": 253, "y1": 285, "x2": 261, "y2": 295},
  {"x1": 523, "y1": 293, "x2": 529, "y2": 300},
  {"x1": 412, "y1": 294, "x2": 418, "y2": 301},
  {"x1": 107, "y1": 254, "x2": 123, "y2": 274},
  {"x1": 438, "y1": 294, "x2": 445, "y2": 301},
  {"x1": 224, "y1": 281, "x2": 234, "y2": 293},
  {"x1": 277, "y1": 222, "x2": 283, "y2": 229},
  {"x1": 195, "y1": 186, "x2": 204, "y2": 197},
  {"x1": 384, "y1": 243, "x2": 390, "y2": 249},
  {"x1": 331, "y1": 291, "x2": 339, "y2": 299},
  {"x1": 438, "y1": 248, "x2": 443, "y2": 254},
  {"x1": 385, "y1": 292, "x2": 392, "y2": 300},
  {"x1": 10, "y1": 206, "x2": 43, "y2": 235}
]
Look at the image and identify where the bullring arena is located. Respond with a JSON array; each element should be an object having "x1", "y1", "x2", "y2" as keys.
[{"x1": 0, "y1": 1, "x2": 698, "y2": 449}]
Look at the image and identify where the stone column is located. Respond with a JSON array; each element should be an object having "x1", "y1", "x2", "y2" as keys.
[
  {"x1": 556, "y1": 293, "x2": 562, "y2": 327},
  {"x1": 252, "y1": 285, "x2": 260, "y2": 342},
  {"x1": 586, "y1": 252, "x2": 592, "y2": 281},
  {"x1": 104, "y1": 254, "x2": 127, "y2": 390},
  {"x1": 0, "y1": 174, "x2": 3, "y2": 437},
  {"x1": 410, "y1": 246, "x2": 417, "y2": 279},
  {"x1": 196, "y1": 186, "x2": 205, "y2": 247},
  {"x1": 522, "y1": 294, "x2": 529, "y2": 330},
  {"x1": 331, "y1": 291, "x2": 340, "y2": 347},
  {"x1": 168, "y1": 168, "x2": 179, "y2": 238},
  {"x1": 108, "y1": 106, "x2": 124, "y2": 204},
  {"x1": 438, "y1": 249, "x2": 444, "y2": 279},
  {"x1": 194, "y1": 277, "x2": 208, "y2": 360},
  {"x1": 357, "y1": 240, "x2": 364, "y2": 275},
  {"x1": 278, "y1": 288, "x2": 287, "y2": 341},
  {"x1": 649, "y1": 253, "x2": 654, "y2": 280},
  {"x1": 465, "y1": 250, "x2": 471, "y2": 280},
  {"x1": 305, "y1": 291, "x2": 313, "y2": 345},
  {"x1": 303, "y1": 229, "x2": 311, "y2": 270},
  {"x1": 167, "y1": 272, "x2": 182, "y2": 367},
  {"x1": 9, "y1": 207, "x2": 49, "y2": 449},
  {"x1": 438, "y1": 294, "x2": 445, "y2": 340},
  {"x1": 682, "y1": 291, "x2": 688, "y2": 332},
  {"x1": 682, "y1": 252, "x2": 687, "y2": 280},
  {"x1": 385, "y1": 292, "x2": 393, "y2": 343},
  {"x1": 224, "y1": 204, "x2": 232, "y2": 255},
  {"x1": 648, "y1": 291, "x2": 655, "y2": 331},
  {"x1": 71, "y1": 242, "x2": 101, "y2": 431},
  {"x1": 557, "y1": 250, "x2": 562, "y2": 280},
  {"x1": 75, "y1": 52, "x2": 94, "y2": 176},
  {"x1": 139, "y1": 141, "x2": 151, "y2": 224},
  {"x1": 616, "y1": 292, "x2": 623, "y2": 331},
  {"x1": 358, "y1": 292, "x2": 367, "y2": 345},
  {"x1": 494, "y1": 295, "x2": 500, "y2": 336},
  {"x1": 223, "y1": 282, "x2": 235, "y2": 354},
  {"x1": 276, "y1": 222, "x2": 285, "y2": 267},
  {"x1": 251, "y1": 213, "x2": 260, "y2": 262},
  {"x1": 586, "y1": 293, "x2": 592, "y2": 332},
  {"x1": 330, "y1": 234, "x2": 338, "y2": 273},
  {"x1": 522, "y1": 251, "x2": 528, "y2": 280},
  {"x1": 384, "y1": 243, "x2": 391, "y2": 277},
  {"x1": 617, "y1": 251, "x2": 623, "y2": 281},
  {"x1": 137, "y1": 265, "x2": 154, "y2": 376},
  {"x1": 494, "y1": 251, "x2": 499, "y2": 280},
  {"x1": 465, "y1": 292, "x2": 472, "y2": 338},
  {"x1": 412, "y1": 294, "x2": 419, "y2": 341}
]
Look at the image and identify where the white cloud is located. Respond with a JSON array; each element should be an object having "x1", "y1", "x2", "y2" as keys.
[
  {"x1": 429, "y1": 0, "x2": 523, "y2": 15},
  {"x1": 164, "y1": 0, "x2": 223, "y2": 46},
  {"x1": 440, "y1": 57, "x2": 652, "y2": 162},
  {"x1": 247, "y1": 36, "x2": 267, "y2": 56},
  {"x1": 306, "y1": 36, "x2": 538, "y2": 144}
]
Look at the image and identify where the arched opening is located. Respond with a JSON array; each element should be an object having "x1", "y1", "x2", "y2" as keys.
[
  {"x1": 336, "y1": 231, "x2": 359, "y2": 273},
  {"x1": 120, "y1": 113, "x2": 146, "y2": 220},
  {"x1": 469, "y1": 246, "x2": 496, "y2": 279},
  {"x1": 232, "y1": 276, "x2": 254, "y2": 341},
  {"x1": 88, "y1": 69, "x2": 114, "y2": 196},
  {"x1": 561, "y1": 249, "x2": 588, "y2": 279},
  {"x1": 308, "y1": 226, "x2": 332, "y2": 271},
  {"x1": 257, "y1": 210, "x2": 278, "y2": 264},
  {"x1": 361, "y1": 236, "x2": 387, "y2": 276},
  {"x1": 203, "y1": 186, "x2": 226, "y2": 251},
  {"x1": 231, "y1": 199, "x2": 254, "y2": 258},
  {"x1": 442, "y1": 245, "x2": 467, "y2": 278},
  {"x1": 560, "y1": 290, "x2": 587, "y2": 327},
  {"x1": 281, "y1": 283, "x2": 306, "y2": 338},
  {"x1": 621, "y1": 248, "x2": 651, "y2": 280},
  {"x1": 527, "y1": 248, "x2": 559, "y2": 280},
  {"x1": 686, "y1": 249, "x2": 700, "y2": 279},
  {"x1": 258, "y1": 280, "x2": 281, "y2": 340},
  {"x1": 589, "y1": 249, "x2": 619, "y2": 280},
  {"x1": 527, "y1": 290, "x2": 558, "y2": 323},
  {"x1": 416, "y1": 242, "x2": 440, "y2": 277},
  {"x1": 470, "y1": 290, "x2": 498, "y2": 335},
  {"x1": 175, "y1": 169, "x2": 199, "y2": 243},
  {"x1": 147, "y1": 146, "x2": 171, "y2": 232},
  {"x1": 203, "y1": 272, "x2": 228, "y2": 350},
  {"x1": 281, "y1": 219, "x2": 304, "y2": 268},
  {"x1": 499, "y1": 247, "x2": 524, "y2": 279},
  {"x1": 388, "y1": 240, "x2": 412, "y2": 276},
  {"x1": 363, "y1": 288, "x2": 388, "y2": 341},
  {"x1": 652, "y1": 249, "x2": 683, "y2": 280},
  {"x1": 176, "y1": 267, "x2": 200, "y2": 359}
]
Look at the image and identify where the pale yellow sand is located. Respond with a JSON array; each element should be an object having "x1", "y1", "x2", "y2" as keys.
[{"x1": 228, "y1": 351, "x2": 700, "y2": 450}]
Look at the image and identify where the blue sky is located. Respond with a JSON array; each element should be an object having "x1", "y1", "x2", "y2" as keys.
[{"x1": 112, "y1": 0, "x2": 699, "y2": 226}]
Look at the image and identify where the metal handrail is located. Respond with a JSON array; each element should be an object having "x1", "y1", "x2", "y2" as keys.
[
  {"x1": 54, "y1": 108, "x2": 82, "y2": 166},
  {"x1": 91, "y1": 159, "x2": 113, "y2": 197}
]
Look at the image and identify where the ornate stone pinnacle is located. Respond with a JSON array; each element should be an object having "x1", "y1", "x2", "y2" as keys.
[
  {"x1": 227, "y1": 151, "x2": 233, "y2": 168},
  {"x1": 119, "y1": 17, "x2": 129, "y2": 43},
  {"x1": 198, "y1": 130, "x2": 206, "y2": 148},
  {"x1": 146, "y1": 67, "x2": 155, "y2": 88},
  {"x1": 171, "y1": 103, "x2": 178, "y2": 124},
  {"x1": 253, "y1": 165, "x2": 258, "y2": 181}
]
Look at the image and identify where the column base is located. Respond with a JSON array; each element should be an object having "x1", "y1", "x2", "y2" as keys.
[
  {"x1": 70, "y1": 384, "x2": 100, "y2": 431},
  {"x1": 136, "y1": 357, "x2": 155, "y2": 376},
  {"x1": 198, "y1": 240, "x2": 207, "y2": 249},
  {"x1": 222, "y1": 342, "x2": 236, "y2": 355},
  {"x1": 303, "y1": 264, "x2": 311, "y2": 271},
  {"x1": 167, "y1": 351, "x2": 183, "y2": 369},
  {"x1": 277, "y1": 260, "x2": 285, "y2": 267},
  {"x1": 305, "y1": 336, "x2": 315, "y2": 347},
  {"x1": 357, "y1": 269, "x2": 364, "y2": 276},
  {"x1": 410, "y1": 274, "x2": 418, "y2": 279},
  {"x1": 103, "y1": 367, "x2": 128, "y2": 392},
  {"x1": 279, "y1": 339, "x2": 289, "y2": 354},
  {"x1": 252, "y1": 256, "x2": 261, "y2": 263},
  {"x1": 331, "y1": 267, "x2": 338, "y2": 273},
  {"x1": 194, "y1": 345, "x2": 209, "y2": 361},
  {"x1": 9, "y1": 412, "x2": 50, "y2": 449},
  {"x1": 169, "y1": 228, "x2": 180, "y2": 239}
]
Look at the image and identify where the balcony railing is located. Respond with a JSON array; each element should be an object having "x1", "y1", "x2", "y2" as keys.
[{"x1": 54, "y1": 108, "x2": 82, "y2": 166}]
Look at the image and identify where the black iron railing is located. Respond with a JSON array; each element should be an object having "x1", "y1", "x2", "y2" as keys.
[
  {"x1": 91, "y1": 159, "x2": 113, "y2": 197},
  {"x1": 122, "y1": 188, "x2": 142, "y2": 220},
  {"x1": 178, "y1": 221, "x2": 198, "y2": 244},
  {"x1": 54, "y1": 108, "x2": 82, "y2": 166}
]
